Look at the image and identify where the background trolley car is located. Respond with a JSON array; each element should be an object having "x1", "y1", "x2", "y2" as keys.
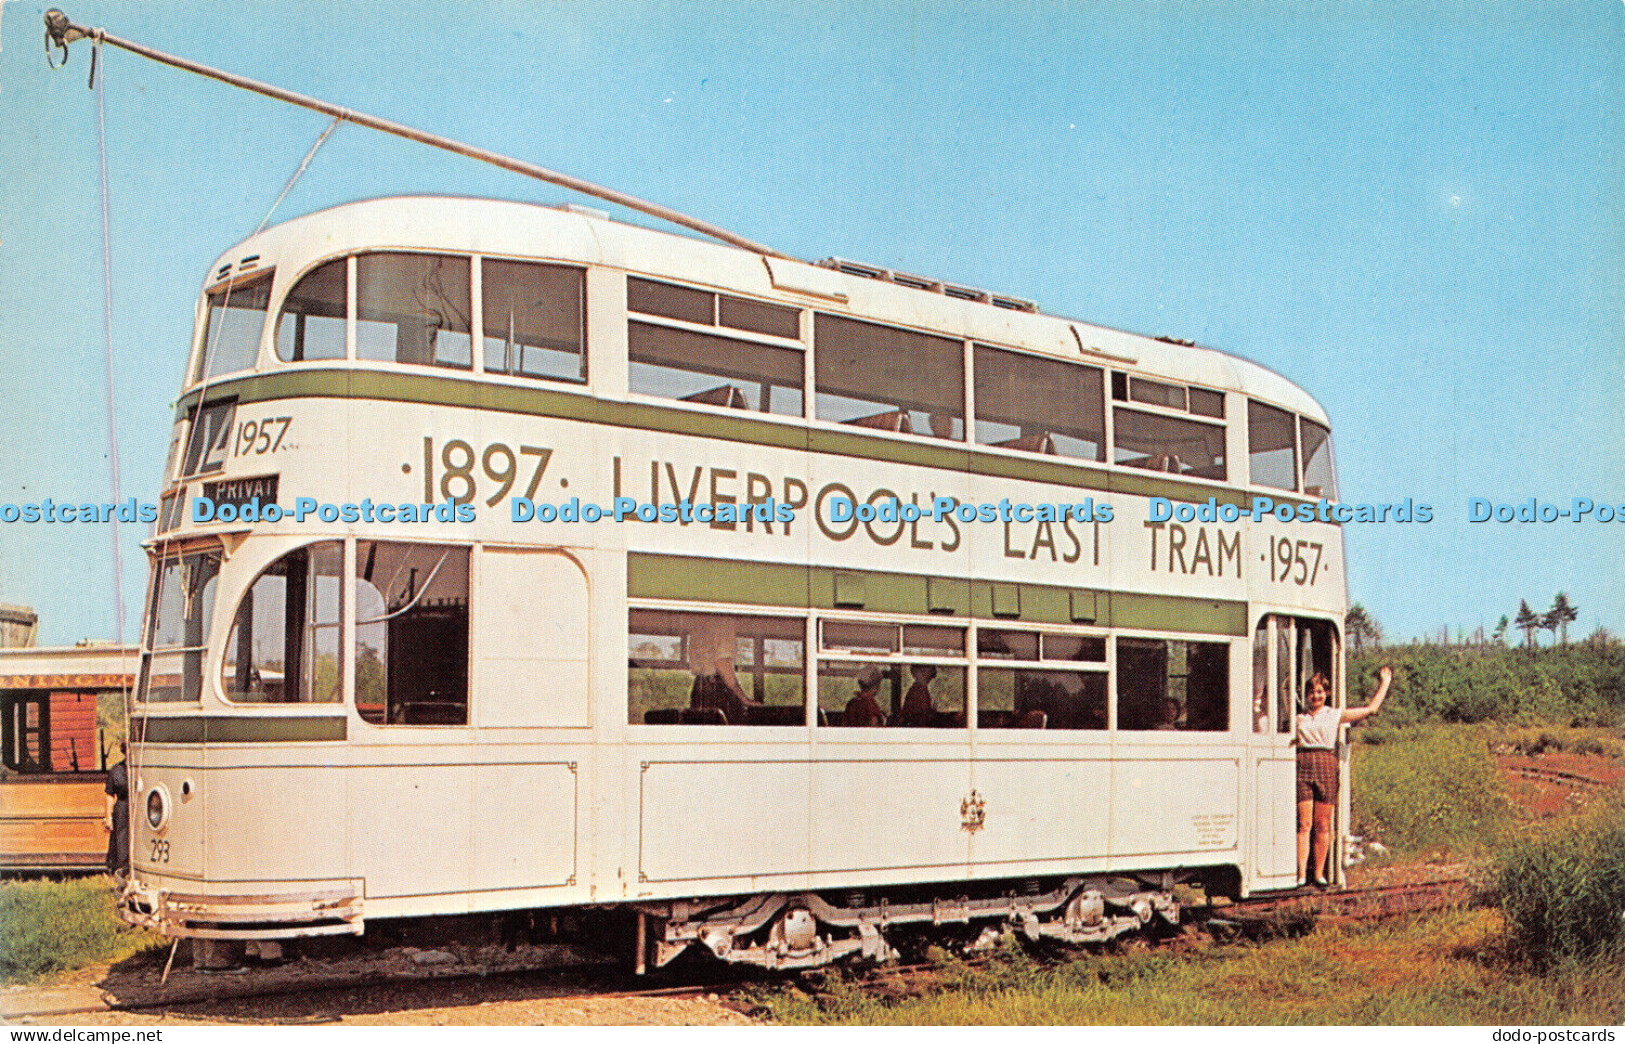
[
  {"x1": 123, "y1": 196, "x2": 1347, "y2": 969},
  {"x1": 0, "y1": 641, "x2": 132, "y2": 873}
]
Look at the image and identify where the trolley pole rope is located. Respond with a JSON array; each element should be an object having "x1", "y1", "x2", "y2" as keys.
[{"x1": 43, "y1": 9, "x2": 793, "y2": 260}]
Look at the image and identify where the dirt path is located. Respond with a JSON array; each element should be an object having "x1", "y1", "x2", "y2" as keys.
[{"x1": 2, "y1": 935, "x2": 765, "y2": 1026}]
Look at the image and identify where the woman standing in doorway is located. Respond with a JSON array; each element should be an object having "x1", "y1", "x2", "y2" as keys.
[{"x1": 1297, "y1": 666, "x2": 1392, "y2": 888}]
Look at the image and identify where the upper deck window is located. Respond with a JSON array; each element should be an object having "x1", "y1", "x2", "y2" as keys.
[
  {"x1": 1248, "y1": 400, "x2": 1298, "y2": 492},
  {"x1": 814, "y1": 314, "x2": 963, "y2": 440},
  {"x1": 195, "y1": 274, "x2": 273, "y2": 382},
  {"x1": 629, "y1": 322, "x2": 804, "y2": 415},
  {"x1": 1113, "y1": 408, "x2": 1226, "y2": 480},
  {"x1": 1112, "y1": 372, "x2": 1225, "y2": 419},
  {"x1": 629, "y1": 277, "x2": 801, "y2": 340},
  {"x1": 973, "y1": 345, "x2": 1105, "y2": 461},
  {"x1": 1129, "y1": 376, "x2": 1186, "y2": 411},
  {"x1": 1300, "y1": 418, "x2": 1338, "y2": 499},
  {"x1": 275, "y1": 259, "x2": 346, "y2": 362},
  {"x1": 356, "y1": 253, "x2": 472, "y2": 370},
  {"x1": 483, "y1": 260, "x2": 585, "y2": 382}
]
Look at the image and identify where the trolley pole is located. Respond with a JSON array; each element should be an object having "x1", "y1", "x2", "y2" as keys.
[{"x1": 43, "y1": 10, "x2": 792, "y2": 260}]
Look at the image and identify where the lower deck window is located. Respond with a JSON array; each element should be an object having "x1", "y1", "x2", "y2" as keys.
[
  {"x1": 355, "y1": 542, "x2": 470, "y2": 725},
  {"x1": 222, "y1": 542, "x2": 343, "y2": 703},
  {"x1": 1116, "y1": 637, "x2": 1229, "y2": 731},
  {"x1": 816, "y1": 662, "x2": 967, "y2": 728},
  {"x1": 139, "y1": 550, "x2": 220, "y2": 703},
  {"x1": 629, "y1": 610, "x2": 805, "y2": 725},
  {"x1": 625, "y1": 595, "x2": 1235, "y2": 736},
  {"x1": 978, "y1": 668, "x2": 1106, "y2": 730}
]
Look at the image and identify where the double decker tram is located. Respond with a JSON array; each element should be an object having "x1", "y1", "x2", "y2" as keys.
[{"x1": 125, "y1": 196, "x2": 1346, "y2": 967}]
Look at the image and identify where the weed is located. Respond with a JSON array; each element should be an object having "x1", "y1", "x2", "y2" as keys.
[
  {"x1": 1497, "y1": 796, "x2": 1625, "y2": 969},
  {"x1": 0, "y1": 876, "x2": 159, "y2": 984},
  {"x1": 762, "y1": 909, "x2": 1625, "y2": 1024},
  {"x1": 1350, "y1": 726, "x2": 1514, "y2": 857}
]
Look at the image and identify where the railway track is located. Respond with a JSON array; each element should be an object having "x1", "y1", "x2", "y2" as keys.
[
  {"x1": 1201, "y1": 875, "x2": 1477, "y2": 934},
  {"x1": 5, "y1": 876, "x2": 1477, "y2": 1023},
  {"x1": 1503, "y1": 763, "x2": 1610, "y2": 791}
]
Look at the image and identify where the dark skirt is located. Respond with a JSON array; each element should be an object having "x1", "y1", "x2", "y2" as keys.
[
  {"x1": 106, "y1": 800, "x2": 129, "y2": 874},
  {"x1": 1296, "y1": 748, "x2": 1339, "y2": 804}
]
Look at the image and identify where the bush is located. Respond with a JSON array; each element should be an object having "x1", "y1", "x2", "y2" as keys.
[
  {"x1": 0, "y1": 877, "x2": 155, "y2": 983},
  {"x1": 1497, "y1": 797, "x2": 1625, "y2": 968},
  {"x1": 1349, "y1": 642, "x2": 1623, "y2": 729},
  {"x1": 1350, "y1": 726, "x2": 1513, "y2": 856}
]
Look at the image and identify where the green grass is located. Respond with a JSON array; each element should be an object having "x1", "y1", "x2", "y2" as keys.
[
  {"x1": 763, "y1": 910, "x2": 1625, "y2": 1025},
  {"x1": 0, "y1": 876, "x2": 161, "y2": 984},
  {"x1": 1349, "y1": 724, "x2": 1516, "y2": 858},
  {"x1": 1496, "y1": 796, "x2": 1625, "y2": 968}
]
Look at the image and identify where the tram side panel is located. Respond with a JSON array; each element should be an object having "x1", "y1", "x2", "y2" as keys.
[{"x1": 338, "y1": 406, "x2": 593, "y2": 916}]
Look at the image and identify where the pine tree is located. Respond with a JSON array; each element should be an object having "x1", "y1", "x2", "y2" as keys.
[
  {"x1": 1515, "y1": 600, "x2": 1540, "y2": 650},
  {"x1": 1550, "y1": 593, "x2": 1579, "y2": 646}
]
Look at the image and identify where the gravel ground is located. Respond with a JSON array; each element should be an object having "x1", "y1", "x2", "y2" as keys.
[{"x1": 2, "y1": 944, "x2": 756, "y2": 1026}]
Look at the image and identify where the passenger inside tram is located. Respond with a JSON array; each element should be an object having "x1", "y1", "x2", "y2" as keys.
[
  {"x1": 895, "y1": 664, "x2": 938, "y2": 727},
  {"x1": 843, "y1": 665, "x2": 887, "y2": 727}
]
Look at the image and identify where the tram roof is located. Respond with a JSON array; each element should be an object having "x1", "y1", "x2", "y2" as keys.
[{"x1": 214, "y1": 195, "x2": 1331, "y2": 425}]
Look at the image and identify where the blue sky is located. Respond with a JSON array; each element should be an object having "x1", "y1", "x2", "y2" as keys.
[{"x1": 1, "y1": 0, "x2": 1620, "y2": 646}]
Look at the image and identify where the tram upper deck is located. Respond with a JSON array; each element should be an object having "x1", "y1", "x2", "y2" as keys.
[{"x1": 180, "y1": 195, "x2": 1332, "y2": 430}]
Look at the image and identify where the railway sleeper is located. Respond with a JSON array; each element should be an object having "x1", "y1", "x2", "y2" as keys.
[{"x1": 639, "y1": 877, "x2": 1181, "y2": 971}]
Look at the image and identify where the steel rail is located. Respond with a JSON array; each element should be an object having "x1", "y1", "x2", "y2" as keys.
[
  {"x1": 43, "y1": 10, "x2": 792, "y2": 260},
  {"x1": 5, "y1": 877, "x2": 1477, "y2": 1021}
]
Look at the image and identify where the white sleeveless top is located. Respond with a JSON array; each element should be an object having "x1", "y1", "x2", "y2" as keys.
[{"x1": 1296, "y1": 705, "x2": 1342, "y2": 750}]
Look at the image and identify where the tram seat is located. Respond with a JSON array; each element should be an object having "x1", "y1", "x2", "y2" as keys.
[
  {"x1": 996, "y1": 432, "x2": 1056, "y2": 454},
  {"x1": 642, "y1": 706, "x2": 730, "y2": 724},
  {"x1": 749, "y1": 704, "x2": 806, "y2": 726},
  {"x1": 849, "y1": 409, "x2": 912, "y2": 433},
  {"x1": 1016, "y1": 709, "x2": 1048, "y2": 730},
  {"x1": 396, "y1": 700, "x2": 465, "y2": 725},
  {"x1": 1147, "y1": 452, "x2": 1184, "y2": 473},
  {"x1": 682, "y1": 384, "x2": 748, "y2": 409}
]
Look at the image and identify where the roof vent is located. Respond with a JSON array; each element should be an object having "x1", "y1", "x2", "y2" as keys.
[{"x1": 816, "y1": 258, "x2": 1036, "y2": 312}]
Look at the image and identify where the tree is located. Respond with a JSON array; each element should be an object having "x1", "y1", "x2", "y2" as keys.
[
  {"x1": 1550, "y1": 593, "x2": 1579, "y2": 646},
  {"x1": 1515, "y1": 600, "x2": 1541, "y2": 649},
  {"x1": 1540, "y1": 609, "x2": 1560, "y2": 647},
  {"x1": 1492, "y1": 615, "x2": 1509, "y2": 646},
  {"x1": 1346, "y1": 604, "x2": 1382, "y2": 654}
]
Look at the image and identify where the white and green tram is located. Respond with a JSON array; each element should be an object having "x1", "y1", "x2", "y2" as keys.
[{"x1": 125, "y1": 195, "x2": 1347, "y2": 967}]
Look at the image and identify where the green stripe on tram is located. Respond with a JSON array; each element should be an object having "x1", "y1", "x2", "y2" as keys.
[
  {"x1": 178, "y1": 370, "x2": 1264, "y2": 506},
  {"x1": 628, "y1": 553, "x2": 1248, "y2": 636},
  {"x1": 137, "y1": 716, "x2": 347, "y2": 744}
]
